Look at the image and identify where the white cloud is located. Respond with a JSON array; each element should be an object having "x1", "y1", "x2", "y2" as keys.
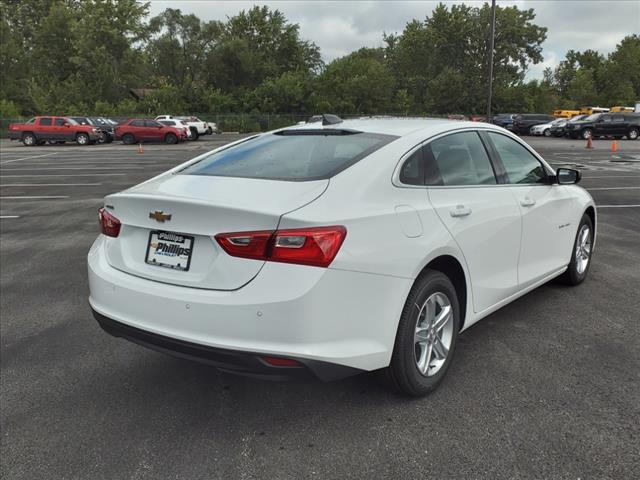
[{"x1": 148, "y1": 0, "x2": 640, "y2": 78}]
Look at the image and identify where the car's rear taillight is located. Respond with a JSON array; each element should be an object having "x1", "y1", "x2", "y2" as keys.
[
  {"x1": 98, "y1": 207, "x2": 121, "y2": 237},
  {"x1": 215, "y1": 226, "x2": 346, "y2": 268}
]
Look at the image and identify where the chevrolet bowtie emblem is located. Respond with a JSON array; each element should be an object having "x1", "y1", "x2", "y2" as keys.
[{"x1": 149, "y1": 211, "x2": 172, "y2": 222}]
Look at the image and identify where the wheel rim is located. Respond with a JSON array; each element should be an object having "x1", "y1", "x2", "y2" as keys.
[
  {"x1": 583, "y1": 130, "x2": 592, "y2": 139},
  {"x1": 413, "y1": 292, "x2": 454, "y2": 377},
  {"x1": 630, "y1": 130, "x2": 638, "y2": 140},
  {"x1": 24, "y1": 136, "x2": 34, "y2": 145},
  {"x1": 575, "y1": 225, "x2": 591, "y2": 274},
  {"x1": 78, "y1": 135, "x2": 87, "y2": 145},
  {"x1": 544, "y1": 129, "x2": 551, "y2": 137}
]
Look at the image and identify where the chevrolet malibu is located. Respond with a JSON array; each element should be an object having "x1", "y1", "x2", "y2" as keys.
[{"x1": 88, "y1": 117, "x2": 596, "y2": 396}]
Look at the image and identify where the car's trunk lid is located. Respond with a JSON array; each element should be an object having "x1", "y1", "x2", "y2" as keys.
[{"x1": 103, "y1": 173, "x2": 328, "y2": 290}]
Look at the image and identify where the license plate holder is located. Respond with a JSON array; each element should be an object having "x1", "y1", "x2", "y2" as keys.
[{"x1": 145, "y1": 231, "x2": 194, "y2": 271}]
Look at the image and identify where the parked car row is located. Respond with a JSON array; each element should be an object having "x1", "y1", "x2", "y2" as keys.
[
  {"x1": 7, "y1": 115, "x2": 219, "y2": 146},
  {"x1": 491, "y1": 112, "x2": 640, "y2": 140}
]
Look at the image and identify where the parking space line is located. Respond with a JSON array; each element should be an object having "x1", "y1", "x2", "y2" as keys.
[
  {"x1": 0, "y1": 166, "x2": 143, "y2": 171},
  {"x1": 582, "y1": 176, "x2": 640, "y2": 179},
  {"x1": 0, "y1": 152, "x2": 58, "y2": 165},
  {"x1": 0, "y1": 173, "x2": 127, "y2": 177},
  {"x1": 1, "y1": 196, "x2": 70, "y2": 199},
  {"x1": 0, "y1": 183, "x2": 101, "y2": 187},
  {"x1": 0, "y1": 215, "x2": 21, "y2": 219},
  {"x1": 596, "y1": 205, "x2": 640, "y2": 208},
  {"x1": 587, "y1": 187, "x2": 640, "y2": 190}
]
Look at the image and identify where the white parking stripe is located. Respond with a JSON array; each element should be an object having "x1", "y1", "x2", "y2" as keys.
[
  {"x1": 0, "y1": 173, "x2": 127, "y2": 177},
  {"x1": 0, "y1": 215, "x2": 21, "y2": 219},
  {"x1": 0, "y1": 166, "x2": 143, "y2": 171},
  {"x1": 587, "y1": 187, "x2": 640, "y2": 190},
  {"x1": 582, "y1": 176, "x2": 640, "y2": 179},
  {"x1": 1, "y1": 196, "x2": 69, "y2": 199},
  {"x1": 0, "y1": 153, "x2": 58, "y2": 165},
  {"x1": 0, "y1": 183, "x2": 101, "y2": 187},
  {"x1": 596, "y1": 205, "x2": 640, "y2": 208}
]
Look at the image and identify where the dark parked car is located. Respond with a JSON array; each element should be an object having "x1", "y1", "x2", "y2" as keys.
[
  {"x1": 512, "y1": 114, "x2": 556, "y2": 135},
  {"x1": 70, "y1": 116, "x2": 114, "y2": 143},
  {"x1": 114, "y1": 119, "x2": 186, "y2": 144},
  {"x1": 564, "y1": 112, "x2": 640, "y2": 140},
  {"x1": 492, "y1": 113, "x2": 516, "y2": 130},
  {"x1": 550, "y1": 115, "x2": 586, "y2": 137}
]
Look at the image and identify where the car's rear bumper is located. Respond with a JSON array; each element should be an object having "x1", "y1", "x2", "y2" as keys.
[
  {"x1": 88, "y1": 235, "x2": 411, "y2": 376},
  {"x1": 93, "y1": 309, "x2": 362, "y2": 381}
]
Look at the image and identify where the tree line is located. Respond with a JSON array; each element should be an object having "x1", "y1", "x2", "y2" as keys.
[{"x1": 1, "y1": 0, "x2": 638, "y2": 121}]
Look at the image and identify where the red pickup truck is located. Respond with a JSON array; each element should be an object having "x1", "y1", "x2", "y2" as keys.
[
  {"x1": 8, "y1": 116, "x2": 100, "y2": 146},
  {"x1": 114, "y1": 119, "x2": 185, "y2": 144}
]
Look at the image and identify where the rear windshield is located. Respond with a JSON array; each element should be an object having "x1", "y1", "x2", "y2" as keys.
[{"x1": 180, "y1": 130, "x2": 397, "y2": 181}]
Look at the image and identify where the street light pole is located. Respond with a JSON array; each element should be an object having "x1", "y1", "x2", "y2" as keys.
[{"x1": 486, "y1": 0, "x2": 496, "y2": 121}]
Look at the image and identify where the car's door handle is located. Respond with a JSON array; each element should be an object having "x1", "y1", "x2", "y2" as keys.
[
  {"x1": 520, "y1": 197, "x2": 536, "y2": 207},
  {"x1": 450, "y1": 205, "x2": 472, "y2": 217}
]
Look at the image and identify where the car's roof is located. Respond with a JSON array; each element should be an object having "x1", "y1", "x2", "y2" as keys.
[{"x1": 283, "y1": 117, "x2": 495, "y2": 137}]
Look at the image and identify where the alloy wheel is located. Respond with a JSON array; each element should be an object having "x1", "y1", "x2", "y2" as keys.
[
  {"x1": 575, "y1": 224, "x2": 591, "y2": 274},
  {"x1": 413, "y1": 292, "x2": 454, "y2": 377}
]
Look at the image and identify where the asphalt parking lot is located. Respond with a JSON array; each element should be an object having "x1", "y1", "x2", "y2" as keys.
[{"x1": 1, "y1": 134, "x2": 639, "y2": 479}]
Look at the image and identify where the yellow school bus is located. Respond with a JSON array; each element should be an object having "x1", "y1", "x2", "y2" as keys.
[
  {"x1": 579, "y1": 106, "x2": 610, "y2": 115},
  {"x1": 609, "y1": 106, "x2": 634, "y2": 113},
  {"x1": 553, "y1": 110, "x2": 581, "y2": 118}
]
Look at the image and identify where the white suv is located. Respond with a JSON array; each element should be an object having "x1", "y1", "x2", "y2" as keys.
[
  {"x1": 155, "y1": 115, "x2": 218, "y2": 139},
  {"x1": 88, "y1": 117, "x2": 595, "y2": 396}
]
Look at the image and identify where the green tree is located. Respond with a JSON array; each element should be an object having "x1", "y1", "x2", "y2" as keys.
[
  {"x1": 204, "y1": 6, "x2": 322, "y2": 93},
  {"x1": 316, "y1": 48, "x2": 395, "y2": 114},
  {"x1": 385, "y1": 2, "x2": 547, "y2": 114}
]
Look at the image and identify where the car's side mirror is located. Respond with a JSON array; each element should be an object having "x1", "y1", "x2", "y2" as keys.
[
  {"x1": 63, "y1": 122, "x2": 70, "y2": 127},
  {"x1": 556, "y1": 168, "x2": 581, "y2": 185}
]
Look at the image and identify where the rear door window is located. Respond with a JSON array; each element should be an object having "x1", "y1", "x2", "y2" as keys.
[
  {"x1": 130, "y1": 120, "x2": 144, "y2": 127},
  {"x1": 424, "y1": 131, "x2": 497, "y2": 186},
  {"x1": 54, "y1": 118, "x2": 66, "y2": 126},
  {"x1": 181, "y1": 130, "x2": 397, "y2": 181},
  {"x1": 487, "y1": 132, "x2": 547, "y2": 184},
  {"x1": 39, "y1": 117, "x2": 52, "y2": 126}
]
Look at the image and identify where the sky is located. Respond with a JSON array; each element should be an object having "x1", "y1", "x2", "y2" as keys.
[{"x1": 148, "y1": 1, "x2": 640, "y2": 79}]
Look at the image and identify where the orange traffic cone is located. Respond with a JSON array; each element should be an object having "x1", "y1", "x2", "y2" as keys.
[
  {"x1": 611, "y1": 140, "x2": 618, "y2": 153},
  {"x1": 586, "y1": 136, "x2": 593, "y2": 149},
  {"x1": 138, "y1": 143, "x2": 144, "y2": 154}
]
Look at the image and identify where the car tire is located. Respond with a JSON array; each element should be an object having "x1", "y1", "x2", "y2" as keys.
[
  {"x1": 164, "y1": 133, "x2": 178, "y2": 144},
  {"x1": 97, "y1": 131, "x2": 107, "y2": 144},
  {"x1": 122, "y1": 133, "x2": 135, "y2": 145},
  {"x1": 581, "y1": 128, "x2": 593, "y2": 140},
  {"x1": 557, "y1": 213, "x2": 593, "y2": 286},
  {"x1": 628, "y1": 128, "x2": 639, "y2": 140},
  {"x1": 189, "y1": 127, "x2": 199, "y2": 140},
  {"x1": 383, "y1": 269, "x2": 460, "y2": 397},
  {"x1": 543, "y1": 129, "x2": 551, "y2": 137},
  {"x1": 22, "y1": 133, "x2": 36, "y2": 146},
  {"x1": 76, "y1": 133, "x2": 89, "y2": 145}
]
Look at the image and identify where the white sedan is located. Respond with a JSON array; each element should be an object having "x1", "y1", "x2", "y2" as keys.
[{"x1": 88, "y1": 116, "x2": 596, "y2": 396}]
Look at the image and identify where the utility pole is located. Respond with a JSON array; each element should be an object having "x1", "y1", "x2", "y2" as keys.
[{"x1": 486, "y1": 0, "x2": 496, "y2": 121}]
